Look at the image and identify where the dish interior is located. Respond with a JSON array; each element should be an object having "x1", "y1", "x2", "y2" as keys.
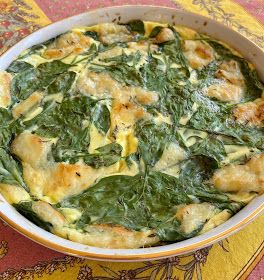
[{"x1": 0, "y1": 16, "x2": 263, "y2": 253}]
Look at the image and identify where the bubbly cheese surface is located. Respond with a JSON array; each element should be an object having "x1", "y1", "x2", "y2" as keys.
[{"x1": 0, "y1": 21, "x2": 263, "y2": 249}]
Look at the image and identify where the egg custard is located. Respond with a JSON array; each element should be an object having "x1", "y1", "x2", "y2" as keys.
[{"x1": 0, "y1": 21, "x2": 263, "y2": 249}]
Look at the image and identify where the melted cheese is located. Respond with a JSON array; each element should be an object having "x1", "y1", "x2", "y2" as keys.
[
  {"x1": 176, "y1": 203, "x2": 218, "y2": 234},
  {"x1": 88, "y1": 23, "x2": 132, "y2": 45},
  {"x1": 206, "y1": 82, "x2": 244, "y2": 103},
  {"x1": 200, "y1": 210, "x2": 231, "y2": 234},
  {"x1": 43, "y1": 31, "x2": 93, "y2": 59},
  {"x1": 54, "y1": 224, "x2": 159, "y2": 249},
  {"x1": 12, "y1": 91, "x2": 43, "y2": 119},
  {"x1": 97, "y1": 46, "x2": 123, "y2": 60},
  {"x1": 77, "y1": 71, "x2": 118, "y2": 99},
  {"x1": 32, "y1": 201, "x2": 66, "y2": 227},
  {"x1": 11, "y1": 132, "x2": 120, "y2": 202},
  {"x1": 182, "y1": 40, "x2": 214, "y2": 69},
  {"x1": 155, "y1": 28, "x2": 175, "y2": 43},
  {"x1": 59, "y1": 208, "x2": 82, "y2": 223},
  {"x1": 22, "y1": 54, "x2": 48, "y2": 67},
  {"x1": 233, "y1": 94, "x2": 264, "y2": 127},
  {"x1": 212, "y1": 154, "x2": 264, "y2": 193},
  {"x1": 154, "y1": 142, "x2": 186, "y2": 177},
  {"x1": 77, "y1": 70, "x2": 157, "y2": 156},
  {"x1": 205, "y1": 60, "x2": 245, "y2": 103},
  {"x1": 0, "y1": 71, "x2": 12, "y2": 108},
  {"x1": 11, "y1": 131, "x2": 54, "y2": 168},
  {"x1": 227, "y1": 192, "x2": 257, "y2": 203},
  {"x1": 127, "y1": 41, "x2": 158, "y2": 53},
  {"x1": 216, "y1": 60, "x2": 245, "y2": 86},
  {"x1": 0, "y1": 184, "x2": 30, "y2": 204}
]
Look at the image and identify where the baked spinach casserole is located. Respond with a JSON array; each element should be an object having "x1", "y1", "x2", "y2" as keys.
[{"x1": 0, "y1": 21, "x2": 263, "y2": 249}]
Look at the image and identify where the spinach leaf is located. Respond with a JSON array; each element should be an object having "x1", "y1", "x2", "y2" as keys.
[
  {"x1": 197, "y1": 60, "x2": 219, "y2": 89},
  {"x1": 36, "y1": 97, "x2": 94, "y2": 160},
  {"x1": 179, "y1": 155, "x2": 217, "y2": 184},
  {"x1": 239, "y1": 59, "x2": 264, "y2": 100},
  {"x1": 156, "y1": 219, "x2": 203, "y2": 242},
  {"x1": 190, "y1": 136, "x2": 226, "y2": 164},
  {"x1": 157, "y1": 87, "x2": 194, "y2": 125},
  {"x1": 162, "y1": 39, "x2": 189, "y2": 76},
  {"x1": 0, "y1": 108, "x2": 18, "y2": 147},
  {"x1": 206, "y1": 40, "x2": 234, "y2": 58},
  {"x1": 59, "y1": 172, "x2": 191, "y2": 238},
  {"x1": 28, "y1": 96, "x2": 112, "y2": 164},
  {"x1": 83, "y1": 30, "x2": 99, "y2": 41},
  {"x1": 126, "y1": 20, "x2": 145, "y2": 34},
  {"x1": 7, "y1": 61, "x2": 34, "y2": 74},
  {"x1": 149, "y1": 26, "x2": 163, "y2": 38},
  {"x1": 140, "y1": 54, "x2": 166, "y2": 92},
  {"x1": 189, "y1": 106, "x2": 264, "y2": 149},
  {"x1": 101, "y1": 50, "x2": 141, "y2": 65},
  {"x1": 11, "y1": 61, "x2": 72, "y2": 100},
  {"x1": 35, "y1": 96, "x2": 95, "y2": 137},
  {"x1": 0, "y1": 148, "x2": 28, "y2": 191},
  {"x1": 11, "y1": 68, "x2": 40, "y2": 100},
  {"x1": 135, "y1": 120, "x2": 173, "y2": 167},
  {"x1": 82, "y1": 142, "x2": 122, "y2": 168},
  {"x1": 13, "y1": 201, "x2": 51, "y2": 231},
  {"x1": 47, "y1": 71, "x2": 76, "y2": 95},
  {"x1": 37, "y1": 60, "x2": 71, "y2": 75},
  {"x1": 98, "y1": 42, "x2": 128, "y2": 53},
  {"x1": 59, "y1": 170, "x2": 236, "y2": 241},
  {"x1": 206, "y1": 39, "x2": 264, "y2": 100},
  {"x1": 92, "y1": 103, "x2": 110, "y2": 135},
  {"x1": 91, "y1": 51, "x2": 143, "y2": 87},
  {"x1": 57, "y1": 142, "x2": 123, "y2": 168}
]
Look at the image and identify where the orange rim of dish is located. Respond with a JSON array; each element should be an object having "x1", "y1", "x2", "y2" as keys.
[
  {"x1": 0, "y1": 5, "x2": 263, "y2": 260},
  {"x1": 0, "y1": 204, "x2": 263, "y2": 260}
]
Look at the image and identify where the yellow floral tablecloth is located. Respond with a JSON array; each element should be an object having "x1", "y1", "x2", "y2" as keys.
[{"x1": 0, "y1": 1, "x2": 263, "y2": 279}]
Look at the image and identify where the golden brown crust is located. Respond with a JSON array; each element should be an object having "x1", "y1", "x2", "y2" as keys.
[
  {"x1": 96, "y1": 23, "x2": 132, "y2": 45},
  {"x1": 32, "y1": 201, "x2": 66, "y2": 227},
  {"x1": 11, "y1": 132, "x2": 53, "y2": 168},
  {"x1": 12, "y1": 91, "x2": 43, "y2": 119},
  {"x1": 54, "y1": 224, "x2": 159, "y2": 249},
  {"x1": 233, "y1": 95, "x2": 264, "y2": 127},
  {"x1": 12, "y1": 132, "x2": 120, "y2": 202},
  {"x1": 205, "y1": 60, "x2": 245, "y2": 103},
  {"x1": 43, "y1": 31, "x2": 93, "y2": 59},
  {"x1": 0, "y1": 184, "x2": 30, "y2": 204},
  {"x1": 0, "y1": 71, "x2": 12, "y2": 108},
  {"x1": 182, "y1": 40, "x2": 214, "y2": 69},
  {"x1": 212, "y1": 154, "x2": 264, "y2": 193},
  {"x1": 216, "y1": 60, "x2": 245, "y2": 86},
  {"x1": 175, "y1": 203, "x2": 217, "y2": 234},
  {"x1": 155, "y1": 28, "x2": 175, "y2": 43}
]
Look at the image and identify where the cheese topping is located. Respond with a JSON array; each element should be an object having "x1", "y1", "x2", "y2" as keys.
[
  {"x1": 182, "y1": 40, "x2": 214, "y2": 69},
  {"x1": 212, "y1": 154, "x2": 264, "y2": 193},
  {"x1": 0, "y1": 71, "x2": 12, "y2": 108}
]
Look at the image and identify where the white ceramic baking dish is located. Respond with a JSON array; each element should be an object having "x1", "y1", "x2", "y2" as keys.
[{"x1": 0, "y1": 5, "x2": 263, "y2": 261}]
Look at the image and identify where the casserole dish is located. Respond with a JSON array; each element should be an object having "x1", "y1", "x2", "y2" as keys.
[{"x1": 0, "y1": 5, "x2": 263, "y2": 261}]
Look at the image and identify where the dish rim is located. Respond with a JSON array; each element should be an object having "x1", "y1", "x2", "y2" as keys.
[{"x1": 0, "y1": 5, "x2": 263, "y2": 261}]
